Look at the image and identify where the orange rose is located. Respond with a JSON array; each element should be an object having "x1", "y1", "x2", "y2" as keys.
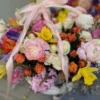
[
  {"x1": 2, "y1": 39, "x2": 16, "y2": 54},
  {"x1": 78, "y1": 60, "x2": 87, "y2": 68},
  {"x1": 67, "y1": 33, "x2": 77, "y2": 42},
  {"x1": 60, "y1": 32, "x2": 68, "y2": 40},
  {"x1": 70, "y1": 50, "x2": 77, "y2": 58},
  {"x1": 69, "y1": 62, "x2": 78, "y2": 73},
  {"x1": 34, "y1": 64, "x2": 45, "y2": 74},
  {"x1": 38, "y1": 56, "x2": 46, "y2": 63},
  {"x1": 14, "y1": 54, "x2": 25, "y2": 64},
  {"x1": 73, "y1": 27, "x2": 81, "y2": 33}
]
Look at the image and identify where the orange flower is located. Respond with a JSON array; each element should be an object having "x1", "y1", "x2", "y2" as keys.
[
  {"x1": 8, "y1": 17, "x2": 18, "y2": 27},
  {"x1": 2, "y1": 39, "x2": 16, "y2": 54},
  {"x1": 14, "y1": 54, "x2": 25, "y2": 64},
  {"x1": 69, "y1": 62, "x2": 78, "y2": 73},
  {"x1": 38, "y1": 56, "x2": 46, "y2": 63},
  {"x1": 67, "y1": 33, "x2": 77, "y2": 42},
  {"x1": 60, "y1": 32, "x2": 67, "y2": 40},
  {"x1": 70, "y1": 50, "x2": 77, "y2": 58},
  {"x1": 78, "y1": 60, "x2": 87, "y2": 68},
  {"x1": 34, "y1": 64, "x2": 45, "y2": 74},
  {"x1": 73, "y1": 27, "x2": 81, "y2": 33}
]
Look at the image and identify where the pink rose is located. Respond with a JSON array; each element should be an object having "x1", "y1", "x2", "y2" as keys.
[
  {"x1": 32, "y1": 20, "x2": 45, "y2": 32},
  {"x1": 25, "y1": 38, "x2": 49, "y2": 60}
]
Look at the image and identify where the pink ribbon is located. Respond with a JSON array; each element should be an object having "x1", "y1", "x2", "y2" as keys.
[{"x1": 6, "y1": 0, "x2": 82, "y2": 98}]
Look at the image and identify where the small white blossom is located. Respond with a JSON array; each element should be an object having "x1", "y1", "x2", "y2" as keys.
[
  {"x1": 63, "y1": 18, "x2": 74, "y2": 30},
  {"x1": 55, "y1": 22, "x2": 62, "y2": 33},
  {"x1": 50, "y1": 44, "x2": 57, "y2": 53},
  {"x1": 76, "y1": 14, "x2": 94, "y2": 30},
  {"x1": 28, "y1": 33, "x2": 36, "y2": 39},
  {"x1": 0, "y1": 19, "x2": 6, "y2": 37},
  {"x1": 62, "y1": 40, "x2": 70, "y2": 55},
  {"x1": 80, "y1": 31, "x2": 92, "y2": 41}
]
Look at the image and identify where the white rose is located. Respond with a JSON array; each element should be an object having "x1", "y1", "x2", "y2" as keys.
[
  {"x1": 52, "y1": 56, "x2": 69, "y2": 71},
  {"x1": 80, "y1": 31, "x2": 92, "y2": 41},
  {"x1": 76, "y1": 14, "x2": 94, "y2": 30},
  {"x1": 50, "y1": 45, "x2": 57, "y2": 53},
  {"x1": 63, "y1": 18, "x2": 74, "y2": 30},
  {"x1": 62, "y1": 40, "x2": 70, "y2": 55},
  {"x1": 55, "y1": 22, "x2": 62, "y2": 33},
  {"x1": 28, "y1": 33, "x2": 36, "y2": 39}
]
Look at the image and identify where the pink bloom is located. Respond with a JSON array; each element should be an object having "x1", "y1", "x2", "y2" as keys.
[
  {"x1": 32, "y1": 20, "x2": 45, "y2": 32},
  {"x1": 25, "y1": 38, "x2": 49, "y2": 60},
  {"x1": 11, "y1": 67, "x2": 24, "y2": 84}
]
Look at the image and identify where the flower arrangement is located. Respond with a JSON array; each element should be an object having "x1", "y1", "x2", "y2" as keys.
[{"x1": 0, "y1": 0, "x2": 100, "y2": 99}]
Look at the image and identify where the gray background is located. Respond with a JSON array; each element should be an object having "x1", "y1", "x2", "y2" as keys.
[{"x1": 0, "y1": 0, "x2": 100, "y2": 100}]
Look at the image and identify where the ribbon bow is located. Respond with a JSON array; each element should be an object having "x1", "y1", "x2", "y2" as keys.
[{"x1": 6, "y1": 0, "x2": 82, "y2": 98}]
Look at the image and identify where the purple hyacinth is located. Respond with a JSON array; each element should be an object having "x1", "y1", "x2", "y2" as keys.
[
  {"x1": 32, "y1": 68, "x2": 57, "y2": 93},
  {"x1": 6, "y1": 30, "x2": 20, "y2": 41}
]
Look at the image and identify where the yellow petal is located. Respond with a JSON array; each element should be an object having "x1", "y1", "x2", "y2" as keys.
[
  {"x1": 41, "y1": 26, "x2": 47, "y2": 33},
  {"x1": 35, "y1": 32, "x2": 41, "y2": 37},
  {"x1": 48, "y1": 38, "x2": 56, "y2": 43},
  {"x1": 72, "y1": 69, "x2": 82, "y2": 82},
  {"x1": 0, "y1": 65, "x2": 6, "y2": 79},
  {"x1": 84, "y1": 73, "x2": 97, "y2": 86}
]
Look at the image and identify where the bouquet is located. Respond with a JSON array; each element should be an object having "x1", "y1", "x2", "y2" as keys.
[{"x1": 0, "y1": 0, "x2": 100, "y2": 99}]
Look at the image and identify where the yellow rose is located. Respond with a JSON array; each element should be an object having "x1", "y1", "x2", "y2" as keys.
[
  {"x1": 72, "y1": 66, "x2": 98, "y2": 86},
  {"x1": 36, "y1": 26, "x2": 56, "y2": 43}
]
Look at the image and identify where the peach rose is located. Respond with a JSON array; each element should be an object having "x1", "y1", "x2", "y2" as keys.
[
  {"x1": 25, "y1": 38, "x2": 49, "y2": 60},
  {"x1": 34, "y1": 64, "x2": 45, "y2": 74},
  {"x1": 69, "y1": 62, "x2": 78, "y2": 73},
  {"x1": 14, "y1": 54, "x2": 25, "y2": 64}
]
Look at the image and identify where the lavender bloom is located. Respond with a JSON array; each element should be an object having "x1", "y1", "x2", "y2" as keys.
[
  {"x1": 6, "y1": 30, "x2": 20, "y2": 41},
  {"x1": 32, "y1": 69, "x2": 57, "y2": 93}
]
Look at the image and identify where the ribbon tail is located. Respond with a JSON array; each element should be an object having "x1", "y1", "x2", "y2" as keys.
[
  {"x1": 6, "y1": 57, "x2": 13, "y2": 100},
  {"x1": 42, "y1": 9, "x2": 69, "y2": 83}
]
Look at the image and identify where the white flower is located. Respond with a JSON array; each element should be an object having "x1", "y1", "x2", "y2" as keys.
[
  {"x1": 80, "y1": 31, "x2": 92, "y2": 41},
  {"x1": 63, "y1": 18, "x2": 74, "y2": 30},
  {"x1": 50, "y1": 44, "x2": 57, "y2": 53},
  {"x1": 28, "y1": 33, "x2": 36, "y2": 39},
  {"x1": 52, "y1": 56, "x2": 69, "y2": 71},
  {"x1": 52, "y1": 55, "x2": 62, "y2": 70},
  {"x1": 44, "y1": 53, "x2": 56, "y2": 66},
  {"x1": 55, "y1": 22, "x2": 62, "y2": 33},
  {"x1": 62, "y1": 40, "x2": 70, "y2": 55},
  {"x1": 0, "y1": 19, "x2": 6, "y2": 37},
  {"x1": 76, "y1": 14, "x2": 94, "y2": 30},
  {"x1": 45, "y1": 53, "x2": 69, "y2": 71}
]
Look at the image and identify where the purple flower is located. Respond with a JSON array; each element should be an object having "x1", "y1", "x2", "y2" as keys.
[
  {"x1": 11, "y1": 67, "x2": 24, "y2": 84},
  {"x1": 32, "y1": 69, "x2": 57, "y2": 93},
  {"x1": 6, "y1": 30, "x2": 20, "y2": 41},
  {"x1": 91, "y1": 28, "x2": 100, "y2": 38},
  {"x1": 32, "y1": 20, "x2": 45, "y2": 32}
]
